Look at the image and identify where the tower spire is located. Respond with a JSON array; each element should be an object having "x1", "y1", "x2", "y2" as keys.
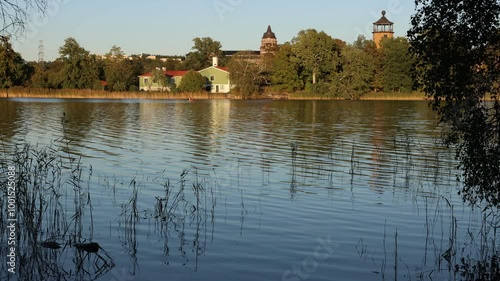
[{"x1": 260, "y1": 25, "x2": 278, "y2": 55}]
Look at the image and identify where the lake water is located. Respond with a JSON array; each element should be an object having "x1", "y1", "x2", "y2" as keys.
[{"x1": 0, "y1": 99, "x2": 489, "y2": 281}]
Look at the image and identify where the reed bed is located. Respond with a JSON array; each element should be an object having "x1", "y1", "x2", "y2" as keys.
[
  {"x1": 360, "y1": 91, "x2": 427, "y2": 101},
  {"x1": 1, "y1": 87, "x2": 432, "y2": 101},
  {"x1": 0, "y1": 141, "x2": 114, "y2": 280},
  {"x1": 0, "y1": 87, "x2": 242, "y2": 100},
  {"x1": 288, "y1": 91, "x2": 344, "y2": 100}
]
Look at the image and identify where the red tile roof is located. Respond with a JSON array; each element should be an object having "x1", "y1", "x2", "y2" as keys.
[
  {"x1": 165, "y1": 70, "x2": 189, "y2": 77},
  {"x1": 216, "y1": 66, "x2": 229, "y2": 72}
]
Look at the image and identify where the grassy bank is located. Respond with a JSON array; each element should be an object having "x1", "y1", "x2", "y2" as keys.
[{"x1": 0, "y1": 87, "x2": 241, "y2": 100}]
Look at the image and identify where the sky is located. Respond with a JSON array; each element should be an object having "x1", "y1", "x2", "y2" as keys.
[{"x1": 11, "y1": 0, "x2": 416, "y2": 62}]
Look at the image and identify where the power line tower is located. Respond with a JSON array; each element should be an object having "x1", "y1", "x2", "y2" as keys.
[{"x1": 38, "y1": 40, "x2": 45, "y2": 63}]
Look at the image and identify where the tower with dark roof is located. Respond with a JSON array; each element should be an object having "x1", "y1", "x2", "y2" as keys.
[
  {"x1": 260, "y1": 25, "x2": 278, "y2": 55},
  {"x1": 373, "y1": 11, "x2": 394, "y2": 48}
]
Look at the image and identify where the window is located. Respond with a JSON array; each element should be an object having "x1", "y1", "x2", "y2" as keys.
[
  {"x1": 144, "y1": 78, "x2": 149, "y2": 84},
  {"x1": 210, "y1": 75, "x2": 215, "y2": 81},
  {"x1": 384, "y1": 34, "x2": 388, "y2": 38}
]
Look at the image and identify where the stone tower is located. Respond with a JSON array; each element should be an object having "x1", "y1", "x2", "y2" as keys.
[
  {"x1": 260, "y1": 25, "x2": 278, "y2": 55},
  {"x1": 373, "y1": 11, "x2": 394, "y2": 48}
]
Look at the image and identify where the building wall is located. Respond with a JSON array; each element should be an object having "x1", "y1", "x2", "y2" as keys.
[
  {"x1": 139, "y1": 76, "x2": 180, "y2": 91},
  {"x1": 260, "y1": 38, "x2": 278, "y2": 54},
  {"x1": 199, "y1": 67, "x2": 232, "y2": 93},
  {"x1": 373, "y1": 32, "x2": 394, "y2": 48}
]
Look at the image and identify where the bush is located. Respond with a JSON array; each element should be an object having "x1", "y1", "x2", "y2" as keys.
[{"x1": 178, "y1": 71, "x2": 207, "y2": 93}]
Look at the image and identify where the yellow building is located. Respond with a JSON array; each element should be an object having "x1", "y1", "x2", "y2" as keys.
[{"x1": 373, "y1": 11, "x2": 394, "y2": 48}]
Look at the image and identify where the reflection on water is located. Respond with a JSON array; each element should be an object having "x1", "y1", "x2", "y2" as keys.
[{"x1": 0, "y1": 99, "x2": 497, "y2": 281}]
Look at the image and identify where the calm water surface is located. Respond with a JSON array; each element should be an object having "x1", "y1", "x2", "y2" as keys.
[{"x1": 0, "y1": 99, "x2": 482, "y2": 281}]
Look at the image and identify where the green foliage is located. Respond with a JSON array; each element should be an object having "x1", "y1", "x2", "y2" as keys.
[
  {"x1": 178, "y1": 70, "x2": 206, "y2": 92},
  {"x1": 331, "y1": 45, "x2": 375, "y2": 99},
  {"x1": 45, "y1": 60, "x2": 65, "y2": 89},
  {"x1": 184, "y1": 37, "x2": 224, "y2": 70},
  {"x1": 104, "y1": 46, "x2": 135, "y2": 91},
  {"x1": 167, "y1": 78, "x2": 177, "y2": 93},
  {"x1": 151, "y1": 68, "x2": 168, "y2": 91},
  {"x1": 0, "y1": 36, "x2": 29, "y2": 88},
  {"x1": 28, "y1": 62, "x2": 48, "y2": 88},
  {"x1": 380, "y1": 37, "x2": 414, "y2": 92},
  {"x1": 408, "y1": 0, "x2": 500, "y2": 208},
  {"x1": 228, "y1": 52, "x2": 267, "y2": 96},
  {"x1": 58, "y1": 37, "x2": 102, "y2": 89},
  {"x1": 272, "y1": 43, "x2": 304, "y2": 92},
  {"x1": 291, "y1": 29, "x2": 342, "y2": 85}
]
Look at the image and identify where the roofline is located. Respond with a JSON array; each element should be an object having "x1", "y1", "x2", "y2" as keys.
[{"x1": 199, "y1": 66, "x2": 230, "y2": 73}]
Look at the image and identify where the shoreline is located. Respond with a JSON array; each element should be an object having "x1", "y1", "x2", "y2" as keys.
[{"x1": 0, "y1": 88, "x2": 428, "y2": 101}]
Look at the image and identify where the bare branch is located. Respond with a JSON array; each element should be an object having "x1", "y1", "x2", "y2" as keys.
[{"x1": 0, "y1": 0, "x2": 49, "y2": 38}]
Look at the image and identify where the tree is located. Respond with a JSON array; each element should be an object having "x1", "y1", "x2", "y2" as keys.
[
  {"x1": 408, "y1": 0, "x2": 500, "y2": 208},
  {"x1": 28, "y1": 61, "x2": 48, "y2": 88},
  {"x1": 291, "y1": 29, "x2": 341, "y2": 85},
  {"x1": 228, "y1": 51, "x2": 268, "y2": 96},
  {"x1": 0, "y1": 0, "x2": 49, "y2": 38},
  {"x1": 151, "y1": 68, "x2": 168, "y2": 91},
  {"x1": 104, "y1": 45, "x2": 134, "y2": 91},
  {"x1": 184, "y1": 37, "x2": 224, "y2": 70},
  {"x1": 380, "y1": 37, "x2": 414, "y2": 92},
  {"x1": 58, "y1": 37, "x2": 101, "y2": 89},
  {"x1": 352, "y1": 35, "x2": 382, "y2": 92},
  {"x1": 0, "y1": 36, "x2": 28, "y2": 88},
  {"x1": 272, "y1": 43, "x2": 304, "y2": 92},
  {"x1": 332, "y1": 45, "x2": 375, "y2": 99},
  {"x1": 178, "y1": 70, "x2": 206, "y2": 92}
]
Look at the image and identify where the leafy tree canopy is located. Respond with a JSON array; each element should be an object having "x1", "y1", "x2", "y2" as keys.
[
  {"x1": 228, "y1": 51, "x2": 268, "y2": 96},
  {"x1": 291, "y1": 29, "x2": 342, "y2": 85},
  {"x1": 380, "y1": 37, "x2": 414, "y2": 92},
  {"x1": 58, "y1": 37, "x2": 101, "y2": 90},
  {"x1": 184, "y1": 37, "x2": 224, "y2": 70},
  {"x1": 409, "y1": 0, "x2": 500, "y2": 208},
  {"x1": 0, "y1": 36, "x2": 28, "y2": 88},
  {"x1": 331, "y1": 45, "x2": 375, "y2": 99},
  {"x1": 178, "y1": 70, "x2": 207, "y2": 92},
  {"x1": 272, "y1": 43, "x2": 304, "y2": 92}
]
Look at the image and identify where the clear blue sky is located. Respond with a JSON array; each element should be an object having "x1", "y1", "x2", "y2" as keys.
[{"x1": 12, "y1": 0, "x2": 415, "y2": 61}]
